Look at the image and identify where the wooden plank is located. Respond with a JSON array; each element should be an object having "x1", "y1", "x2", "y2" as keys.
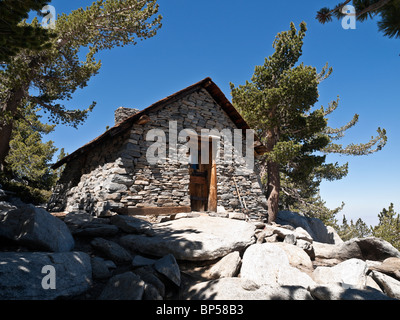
[
  {"x1": 114, "y1": 206, "x2": 191, "y2": 216},
  {"x1": 137, "y1": 115, "x2": 151, "y2": 125},
  {"x1": 208, "y1": 141, "x2": 218, "y2": 212},
  {"x1": 191, "y1": 171, "x2": 207, "y2": 177},
  {"x1": 190, "y1": 181, "x2": 206, "y2": 211},
  {"x1": 190, "y1": 195, "x2": 208, "y2": 201},
  {"x1": 190, "y1": 175, "x2": 207, "y2": 185}
]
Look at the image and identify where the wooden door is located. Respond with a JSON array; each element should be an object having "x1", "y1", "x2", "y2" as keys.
[{"x1": 189, "y1": 138, "x2": 217, "y2": 212}]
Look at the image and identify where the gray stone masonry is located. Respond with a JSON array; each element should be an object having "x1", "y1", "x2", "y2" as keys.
[
  {"x1": 48, "y1": 88, "x2": 268, "y2": 218},
  {"x1": 114, "y1": 107, "x2": 140, "y2": 125}
]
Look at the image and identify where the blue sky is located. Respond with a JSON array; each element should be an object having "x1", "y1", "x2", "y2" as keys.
[{"x1": 37, "y1": 0, "x2": 399, "y2": 226}]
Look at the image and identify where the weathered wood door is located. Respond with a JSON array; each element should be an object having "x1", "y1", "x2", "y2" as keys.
[{"x1": 189, "y1": 138, "x2": 217, "y2": 212}]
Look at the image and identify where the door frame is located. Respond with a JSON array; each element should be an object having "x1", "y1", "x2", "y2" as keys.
[{"x1": 189, "y1": 136, "x2": 218, "y2": 212}]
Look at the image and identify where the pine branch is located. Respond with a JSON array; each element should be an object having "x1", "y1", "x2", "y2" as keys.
[
  {"x1": 317, "y1": 0, "x2": 352, "y2": 23},
  {"x1": 317, "y1": 62, "x2": 333, "y2": 83},
  {"x1": 324, "y1": 114, "x2": 359, "y2": 140},
  {"x1": 281, "y1": 183, "x2": 344, "y2": 218},
  {"x1": 317, "y1": 0, "x2": 392, "y2": 23},
  {"x1": 356, "y1": 0, "x2": 392, "y2": 18},
  {"x1": 93, "y1": 4, "x2": 142, "y2": 20},
  {"x1": 55, "y1": 1, "x2": 161, "y2": 50},
  {"x1": 28, "y1": 96, "x2": 94, "y2": 127},
  {"x1": 322, "y1": 127, "x2": 387, "y2": 155},
  {"x1": 322, "y1": 98, "x2": 340, "y2": 116}
]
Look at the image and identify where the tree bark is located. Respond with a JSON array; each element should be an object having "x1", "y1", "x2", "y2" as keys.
[
  {"x1": 0, "y1": 87, "x2": 28, "y2": 170},
  {"x1": 0, "y1": 124, "x2": 13, "y2": 171},
  {"x1": 0, "y1": 57, "x2": 39, "y2": 171},
  {"x1": 266, "y1": 160, "x2": 280, "y2": 223},
  {"x1": 265, "y1": 125, "x2": 280, "y2": 223}
]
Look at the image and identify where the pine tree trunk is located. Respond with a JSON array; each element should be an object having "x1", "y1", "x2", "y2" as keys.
[
  {"x1": 0, "y1": 123, "x2": 13, "y2": 171},
  {"x1": 0, "y1": 87, "x2": 27, "y2": 170},
  {"x1": 0, "y1": 58, "x2": 38, "y2": 171},
  {"x1": 266, "y1": 160, "x2": 280, "y2": 223},
  {"x1": 265, "y1": 125, "x2": 280, "y2": 223}
]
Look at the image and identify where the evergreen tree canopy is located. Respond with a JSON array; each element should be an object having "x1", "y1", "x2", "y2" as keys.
[
  {"x1": 338, "y1": 215, "x2": 372, "y2": 241},
  {"x1": 280, "y1": 96, "x2": 386, "y2": 225},
  {"x1": 317, "y1": 0, "x2": 400, "y2": 39},
  {"x1": 230, "y1": 22, "x2": 387, "y2": 223},
  {"x1": 5, "y1": 104, "x2": 58, "y2": 190},
  {"x1": 372, "y1": 203, "x2": 400, "y2": 250},
  {"x1": 0, "y1": 0, "x2": 53, "y2": 62},
  {"x1": 0, "y1": 0, "x2": 162, "y2": 169},
  {"x1": 335, "y1": 204, "x2": 400, "y2": 250}
]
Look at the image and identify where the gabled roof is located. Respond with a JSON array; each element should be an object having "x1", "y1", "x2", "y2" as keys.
[{"x1": 52, "y1": 77, "x2": 266, "y2": 169}]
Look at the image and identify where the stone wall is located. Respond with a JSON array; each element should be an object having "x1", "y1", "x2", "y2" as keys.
[
  {"x1": 48, "y1": 129, "x2": 131, "y2": 215},
  {"x1": 48, "y1": 88, "x2": 267, "y2": 217},
  {"x1": 114, "y1": 107, "x2": 140, "y2": 124}
]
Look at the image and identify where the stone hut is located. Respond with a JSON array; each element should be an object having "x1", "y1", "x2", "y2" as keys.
[{"x1": 48, "y1": 78, "x2": 268, "y2": 218}]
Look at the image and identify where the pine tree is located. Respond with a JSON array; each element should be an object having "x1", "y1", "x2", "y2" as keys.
[
  {"x1": 337, "y1": 216, "x2": 371, "y2": 241},
  {"x1": 338, "y1": 215, "x2": 351, "y2": 240},
  {"x1": 230, "y1": 22, "x2": 387, "y2": 223},
  {"x1": 372, "y1": 203, "x2": 400, "y2": 250},
  {"x1": 355, "y1": 218, "x2": 372, "y2": 238},
  {"x1": 231, "y1": 22, "x2": 324, "y2": 223},
  {"x1": 0, "y1": 0, "x2": 162, "y2": 170},
  {"x1": 280, "y1": 96, "x2": 386, "y2": 225},
  {"x1": 316, "y1": 0, "x2": 400, "y2": 39},
  {"x1": 0, "y1": 0, "x2": 53, "y2": 62},
  {"x1": 4, "y1": 104, "x2": 58, "y2": 190},
  {"x1": 280, "y1": 172, "x2": 344, "y2": 227}
]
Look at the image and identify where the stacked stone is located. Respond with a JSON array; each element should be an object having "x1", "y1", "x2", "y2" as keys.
[
  {"x1": 114, "y1": 107, "x2": 139, "y2": 124},
  {"x1": 49, "y1": 88, "x2": 268, "y2": 218}
]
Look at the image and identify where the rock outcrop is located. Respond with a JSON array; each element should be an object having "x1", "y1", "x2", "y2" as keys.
[
  {"x1": 98, "y1": 271, "x2": 145, "y2": 300},
  {"x1": 277, "y1": 210, "x2": 342, "y2": 244},
  {"x1": 209, "y1": 251, "x2": 241, "y2": 279},
  {"x1": 240, "y1": 243, "x2": 315, "y2": 289},
  {"x1": 308, "y1": 284, "x2": 394, "y2": 300},
  {"x1": 1, "y1": 186, "x2": 399, "y2": 301},
  {"x1": 313, "y1": 237, "x2": 400, "y2": 264},
  {"x1": 312, "y1": 258, "x2": 368, "y2": 289},
  {"x1": 185, "y1": 278, "x2": 313, "y2": 300},
  {"x1": 0, "y1": 251, "x2": 92, "y2": 300},
  {"x1": 120, "y1": 216, "x2": 256, "y2": 261},
  {"x1": 0, "y1": 204, "x2": 74, "y2": 252}
]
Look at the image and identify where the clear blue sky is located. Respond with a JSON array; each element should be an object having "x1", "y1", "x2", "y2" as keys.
[{"x1": 38, "y1": 0, "x2": 399, "y2": 226}]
